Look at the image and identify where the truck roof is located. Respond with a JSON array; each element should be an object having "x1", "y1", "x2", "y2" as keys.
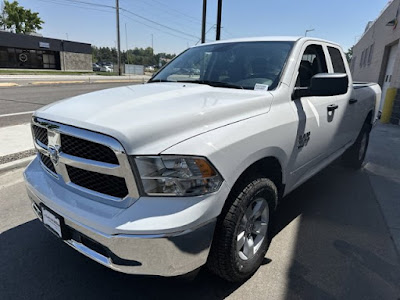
[{"x1": 193, "y1": 36, "x2": 341, "y2": 48}]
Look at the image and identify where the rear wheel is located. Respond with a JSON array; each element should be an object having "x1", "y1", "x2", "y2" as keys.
[
  {"x1": 342, "y1": 122, "x2": 371, "y2": 169},
  {"x1": 207, "y1": 177, "x2": 277, "y2": 282}
]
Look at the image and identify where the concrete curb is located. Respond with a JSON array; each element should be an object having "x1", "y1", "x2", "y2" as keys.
[
  {"x1": 31, "y1": 80, "x2": 86, "y2": 85},
  {"x1": 27, "y1": 79, "x2": 146, "y2": 86},
  {"x1": 0, "y1": 82, "x2": 20, "y2": 87},
  {"x1": 0, "y1": 155, "x2": 35, "y2": 175}
]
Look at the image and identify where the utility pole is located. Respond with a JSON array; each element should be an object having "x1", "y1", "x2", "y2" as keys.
[
  {"x1": 201, "y1": 0, "x2": 207, "y2": 43},
  {"x1": 216, "y1": 0, "x2": 222, "y2": 40},
  {"x1": 116, "y1": 0, "x2": 122, "y2": 75}
]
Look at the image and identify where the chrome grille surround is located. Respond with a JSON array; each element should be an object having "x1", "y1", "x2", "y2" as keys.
[{"x1": 31, "y1": 117, "x2": 139, "y2": 208}]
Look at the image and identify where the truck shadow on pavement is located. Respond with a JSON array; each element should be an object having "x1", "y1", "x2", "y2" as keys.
[
  {"x1": 1, "y1": 163, "x2": 400, "y2": 299},
  {"x1": 273, "y1": 162, "x2": 400, "y2": 299}
]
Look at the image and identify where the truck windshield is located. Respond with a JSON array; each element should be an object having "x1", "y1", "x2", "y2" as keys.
[{"x1": 149, "y1": 41, "x2": 294, "y2": 90}]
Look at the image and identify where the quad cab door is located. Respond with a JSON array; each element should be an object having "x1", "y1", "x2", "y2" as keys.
[
  {"x1": 326, "y1": 45, "x2": 360, "y2": 146},
  {"x1": 286, "y1": 42, "x2": 346, "y2": 191}
]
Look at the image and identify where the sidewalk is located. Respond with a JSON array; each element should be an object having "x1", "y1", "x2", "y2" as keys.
[
  {"x1": 364, "y1": 124, "x2": 400, "y2": 255},
  {"x1": 0, "y1": 74, "x2": 151, "y2": 87},
  {"x1": 0, "y1": 123, "x2": 34, "y2": 165}
]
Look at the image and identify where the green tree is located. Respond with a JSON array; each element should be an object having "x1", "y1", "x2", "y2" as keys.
[
  {"x1": 92, "y1": 45, "x2": 176, "y2": 66},
  {"x1": 345, "y1": 46, "x2": 353, "y2": 63},
  {"x1": 0, "y1": 0, "x2": 44, "y2": 34}
]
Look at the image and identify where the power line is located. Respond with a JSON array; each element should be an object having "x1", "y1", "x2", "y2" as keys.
[
  {"x1": 38, "y1": 0, "x2": 197, "y2": 41},
  {"x1": 120, "y1": 0, "x2": 200, "y2": 34},
  {"x1": 38, "y1": 0, "x2": 199, "y2": 48},
  {"x1": 121, "y1": 12, "x2": 197, "y2": 43},
  {"x1": 38, "y1": 0, "x2": 114, "y2": 13},
  {"x1": 222, "y1": 28, "x2": 235, "y2": 38},
  {"x1": 42, "y1": 0, "x2": 233, "y2": 42},
  {"x1": 131, "y1": 0, "x2": 232, "y2": 40},
  {"x1": 67, "y1": 0, "x2": 199, "y2": 41},
  {"x1": 131, "y1": 0, "x2": 210, "y2": 27},
  {"x1": 65, "y1": 0, "x2": 114, "y2": 9},
  {"x1": 120, "y1": 7, "x2": 198, "y2": 40},
  {"x1": 149, "y1": 0, "x2": 212, "y2": 26},
  {"x1": 38, "y1": 0, "x2": 197, "y2": 44},
  {"x1": 196, "y1": 24, "x2": 215, "y2": 45}
]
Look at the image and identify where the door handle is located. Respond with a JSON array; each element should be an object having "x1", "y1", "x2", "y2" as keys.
[
  {"x1": 327, "y1": 104, "x2": 339, "y2": 112},
  {"x1": 349, "y1": 98, "x2": 358, "y2": 104}
]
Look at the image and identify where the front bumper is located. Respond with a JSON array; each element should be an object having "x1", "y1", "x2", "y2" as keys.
[
  {"x1": 24, "y1": 157, "x2": 230, "y2": 276},
  {"x1": 28, "y1": 188, "x2": 216, "y2": 276}
]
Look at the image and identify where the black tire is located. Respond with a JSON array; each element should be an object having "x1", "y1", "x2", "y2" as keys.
[
  {"x1": 207, "y1": 177, "x2": 277, "y2": 282},
  {"x1": 342, "y1": 122, "x2": 371, "y2": 169}
]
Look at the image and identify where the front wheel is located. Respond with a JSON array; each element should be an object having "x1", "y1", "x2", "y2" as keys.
[
  {"x1": 207, "y1": 177, "x2": 277, "y2": 282},
  {"x1": 342, "y1": 122, "x2": 371, "y2": 169}
]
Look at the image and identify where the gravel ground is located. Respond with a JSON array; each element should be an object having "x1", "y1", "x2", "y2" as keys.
[{"x1": 0, "y1": 149, "x2": 36, "y2": 165}]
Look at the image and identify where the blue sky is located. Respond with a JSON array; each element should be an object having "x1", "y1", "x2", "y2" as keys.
[{"x1": 16, "y1": 0, "x2": 390, "y2": 54}]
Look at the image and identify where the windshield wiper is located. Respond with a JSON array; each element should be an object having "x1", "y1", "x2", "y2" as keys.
[
  {"x1": 148, "y1": 79, "x2": 174, "y2": 83},
  {"x1": 178, "y1": 80, "x2": 244, "y2": 90}
]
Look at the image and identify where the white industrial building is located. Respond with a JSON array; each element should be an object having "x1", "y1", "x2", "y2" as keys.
[{"x1": 352, "y1": 0, "x2": 400, "y2": 124}]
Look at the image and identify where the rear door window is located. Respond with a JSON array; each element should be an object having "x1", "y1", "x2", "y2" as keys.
[{"x1": 328, "y1": 47, "x2": 346, "y2": 73}]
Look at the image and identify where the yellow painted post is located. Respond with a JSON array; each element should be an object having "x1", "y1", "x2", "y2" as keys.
[{"x1": 381, "y1": 88, "x2": 398, "y2": 123}]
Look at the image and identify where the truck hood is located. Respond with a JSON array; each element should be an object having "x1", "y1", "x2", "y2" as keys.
[{"x1": 35, "y1": 82, "x2": 273, "y2": 154}]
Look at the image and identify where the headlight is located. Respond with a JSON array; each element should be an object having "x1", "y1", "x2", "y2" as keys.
[{"x1": 134, "y1": 156, "x2": 223, "y2": 196}]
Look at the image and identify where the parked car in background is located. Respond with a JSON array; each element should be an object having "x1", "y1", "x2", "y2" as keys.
[
  {"x1": 92, "y1": 63, "x2": 101, "y2": 72},
  {"x1": 96, "y1": 61, "x2": 114, "y2": 72},
  {"x1": 100, "y1": 65, "x2": 113, "y2": 72},
  {"x1": 145, "y1": 66, "x2": 155, "y2": 72},
  {"x1": 25, "y1": 37, "x2": 381, "y2": 282}
]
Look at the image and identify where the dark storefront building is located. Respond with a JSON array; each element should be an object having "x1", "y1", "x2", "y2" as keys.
[{"x1": 0, "y1": 31, "x2": 92, "y2": 71}]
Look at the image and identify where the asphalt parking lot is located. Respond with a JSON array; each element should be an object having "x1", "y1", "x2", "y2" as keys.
[
  {"x1": 0, "y1": 82, "x2": 140, "y2": 127},
  {"x1": 1, "y1": 124, "x2": 399, "y2": 299}
]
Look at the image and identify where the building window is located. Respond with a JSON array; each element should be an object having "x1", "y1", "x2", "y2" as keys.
[
  {"x1": 363, "y1": 47, "x2": 369, "y2": 67},
  {"x1": 360, "y1": 50, "x2": 365, "y2": 68},
  {"x1": 350, "y1": 56, "x2": 356, "y2": 73},
  {"x1": 0, "y1": 46, "x2": 60, "y2": 69},
  {"x1": 368, "y1": 43, "x2": 374, "y2": 65}
]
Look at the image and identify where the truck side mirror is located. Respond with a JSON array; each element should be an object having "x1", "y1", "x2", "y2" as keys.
[
  {"x1": 309, "y1": 73, "x2": 348, "y2": 96},
  {"x1": 292, "y1": 73, "x2": 348, "y2": 99}
]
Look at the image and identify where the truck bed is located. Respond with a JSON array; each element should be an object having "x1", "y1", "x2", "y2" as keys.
[{"x1": 353, "y1": 82, "x2": 378, "y2": 89}]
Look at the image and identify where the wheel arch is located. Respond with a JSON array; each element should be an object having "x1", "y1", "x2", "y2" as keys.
[{"x1": 224, "y1": 155, "x2": 285, "y2": 212}]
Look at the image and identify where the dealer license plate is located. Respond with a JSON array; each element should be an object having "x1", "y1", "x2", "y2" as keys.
[{"x1": 42, "y1": 207, "x2": 62, "y2": 238}]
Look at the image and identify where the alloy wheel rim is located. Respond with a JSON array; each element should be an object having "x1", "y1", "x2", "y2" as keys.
[{"x1": 237, "y1": 197, "x2": 269, "y2": 261}]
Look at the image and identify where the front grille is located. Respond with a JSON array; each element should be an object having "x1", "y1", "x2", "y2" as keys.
[
  {"x1": 39, "y1": 152, "x2": 56, "y2": 173},
  {"x1": 61, "y1": 134, "x2": 118, "y2": 165},
  {"x1": 66, "y1": 165, "x2": 128, "y2": 198},
  {"x1": 32, "y1": 117, "x2": 139, "y2": 205},
  {"x1": 33, "y1": 125, "x2": 48, "y2": 145}
]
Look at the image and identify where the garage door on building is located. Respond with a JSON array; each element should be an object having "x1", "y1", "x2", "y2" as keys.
[{"x1": 380, "y1": 43, "x2": 399, "y2": 110}]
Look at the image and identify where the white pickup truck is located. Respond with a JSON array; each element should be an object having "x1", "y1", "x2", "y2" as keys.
[{"x1": 24, "y1": 37, "x2": 381, "y2": 282}]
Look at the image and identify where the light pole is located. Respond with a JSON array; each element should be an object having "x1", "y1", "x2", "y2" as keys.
[
  {"x1": 216, "y1": 0, "x2": 222, "y2": 40},
  {"x1": 201, "y1": 0, "x2": 207, "y2": 43},
  {"x1": 116, "y1": 0, "x2": 122, "y2": 75},
  {"x1": 125, "y1": 23, "x2": 129, "y2": 64},
  {"x1": 305, "y1": 29, "x2": 315, "y2": 36}
]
